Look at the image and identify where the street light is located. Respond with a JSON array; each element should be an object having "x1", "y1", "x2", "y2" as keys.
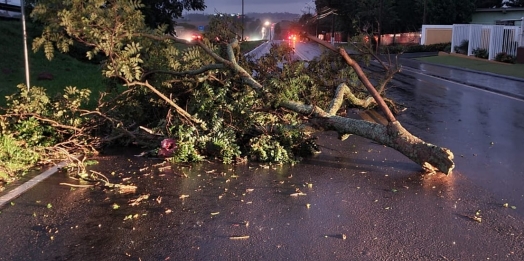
[
  {"x1": 265, "y1": 21, "x2": 272, "y2": 41},
  {"x1": 241, "y1": 0, "x2": 244, "y2": 41}
]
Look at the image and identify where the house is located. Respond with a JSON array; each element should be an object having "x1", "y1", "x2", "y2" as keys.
[{"x1": 472, "y1": 7, "x2": 524, "y2": 26}]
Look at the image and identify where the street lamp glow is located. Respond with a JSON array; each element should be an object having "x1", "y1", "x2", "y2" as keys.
[{"x1": 265, "y1": 21, "x2": 270, "y2": 26}]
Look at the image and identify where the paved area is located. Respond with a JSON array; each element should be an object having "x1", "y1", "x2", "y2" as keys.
[{"x1": 396, "y1": 53, "x2": 524, "y2": 100}]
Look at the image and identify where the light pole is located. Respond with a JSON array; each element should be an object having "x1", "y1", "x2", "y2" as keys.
[
  {"x1": 265, "y1": 21, "x2": 271, "y2": 40},
  {"x1": 241, "y1": 0, "x2": 244, "y2": 41},
  {"x1": 21, "y1": 0, "x2": 30, "y2": 90}
]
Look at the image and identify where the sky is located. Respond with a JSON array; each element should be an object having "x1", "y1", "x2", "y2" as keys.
[
  {"x1": 201, "y1": 0, "x2": 313, "y2": 14},
  {"x1": 4, "y1": 0, "x2": 314, "y2": 15}
]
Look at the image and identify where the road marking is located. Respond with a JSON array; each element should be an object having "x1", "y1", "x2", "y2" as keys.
[{"x1": 0, "y1": 161, "x2": 68, "y2": 209}]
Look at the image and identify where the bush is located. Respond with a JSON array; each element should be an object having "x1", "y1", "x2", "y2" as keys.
[
  {"x1": 495, "y1": 52, "x2": 516, "y2": 64},
  {"x1": 381, "y1": 42, "x2": 451, "y2": 54},
  {"x1": 454, "y1": 40, "x2": 469, "y2": 54},
  {"x1": 472, "y1": 48, "x2": 489, "y2": 59}
]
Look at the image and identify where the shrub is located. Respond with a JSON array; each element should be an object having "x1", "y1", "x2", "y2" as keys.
[
  {"x1": 381, "y1": 42, "x2": 451, "y2": 54},
  {"x1": 472, "y1": 48, "x2": 489, "y2": 59},
  {"x1": 454, "y1": 40, "x2": 469, "y2": 54},
  {"x1": 495, "y1": 52, "x2": 516, "y2": 64}
]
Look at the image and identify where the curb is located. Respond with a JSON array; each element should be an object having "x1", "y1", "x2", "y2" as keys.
[
  {"x1": 400, "y1": 58, "x2": 524, "y2": 83},
  {"x1": 0, "y1": 161, "x2": 67, "y2": 209},
  {"x1": 397, "y1": 67, "x2": 524, "y2": 101}
]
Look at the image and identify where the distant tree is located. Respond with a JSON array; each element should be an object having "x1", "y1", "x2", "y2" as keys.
[
  {"x1": 140, "y1": 0, "x2": 206, "y2": 32},
  {"x1": 247, "y1": 18, "x2": 263, "y2": 38},
  {"x1": 272, "y1": 23, "x2": 281, "y2": 39},
  {"x1": 476, "y1": 0, "x2": 503, "y2": 8},
  {"x1": 506, "y1": 0, "x2": 524, "y2": 7},
  {"x1": 423, "y1": 0, "x2": 475, "y2": 25},
  {"x1": 394, "y1": 0, "x2": 424, "y2": 31}
]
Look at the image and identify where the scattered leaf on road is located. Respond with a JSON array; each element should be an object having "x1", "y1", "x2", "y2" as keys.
[
  {"x1": 229, "y1": 235, "x2": 250, "y2": 240},
  {"x1": 290, "y1": 192, "x2": 307, "y2": 197}
]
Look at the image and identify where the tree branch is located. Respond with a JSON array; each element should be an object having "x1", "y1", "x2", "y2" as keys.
[
  {"x1": 127, "y1": 81, "x2": 204, "y2": 127},
  {"x1": 140, "y1": 64, "x2": 225, "y2": 81},
  {"x1": 280, "y1": 100, "x2": 455, "y2": 174},
  {"x1": 305, "y1": 34, "x2": 397, "y2": 123},
  {"x1": 327, "y1": 83, "x2": 376, "y2": 114}
]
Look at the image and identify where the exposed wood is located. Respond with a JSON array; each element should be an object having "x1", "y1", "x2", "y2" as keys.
[{"x1": 281, "y1": 101, "x2": 455, "y2": 174}]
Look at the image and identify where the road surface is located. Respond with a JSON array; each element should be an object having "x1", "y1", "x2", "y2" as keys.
[{"x1": 1, "y1": 42, "x2": 524, "y2": 260}]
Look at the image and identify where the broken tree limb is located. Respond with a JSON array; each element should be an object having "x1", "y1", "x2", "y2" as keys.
[
  {"x1": 128, "y1": 81, "x2": 204, "y2": 127},
  {"x1": 327, "y1": 83, "x2": 376, "y2": 114},
  {"x1": 305, "y1": 34, "x2": 396, "y2": 123},
  {"x1": 140, "y1": 32, "x2": 455, "y2": 174},
  {"x1": 281, "y1": 100, "x2": 455, "y2": 174}
]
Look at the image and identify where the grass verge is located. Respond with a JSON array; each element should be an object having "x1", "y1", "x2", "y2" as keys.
[
  {"x1": 416, "y1": 55, "x2": 524, "y2": 79},
  {"x1": 0, "y1": 20, "x2": 105, "y2": 108}
]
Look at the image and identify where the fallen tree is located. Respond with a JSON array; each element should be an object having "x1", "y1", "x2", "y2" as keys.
[{"x1": 3, "y1": 0, "x2": 454, "y2": 177}]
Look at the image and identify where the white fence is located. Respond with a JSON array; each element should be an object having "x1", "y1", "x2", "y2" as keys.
[{"x1": 451, "y1": 24, "x2": 522, "y2": 60}]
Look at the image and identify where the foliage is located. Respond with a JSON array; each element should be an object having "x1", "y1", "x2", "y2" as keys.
[
  {"x1": 476, "y1": 0, "x2": 502, "y2": 8},
  {"x1": 454, "y1": 40, "x2": 469, "y2": 54},
  {"x1": 0, "y1": 21, "x2": 104, "y2": 109},
  {"x1": 0, "y1": 84, "x2": 92, "y2": 181},
  {"x1": 204, "y1": 14, "x2": 243, "y2": 43},
  {"x1": 381, "y1": 42, "x2": 451, "y2": 54},
  {"x1": 0, "y1": 0, "x2": 401, "y2": 182},
  {"x1": 26, "y1": 0, "x2": 337, "y2": 166},
  {"x1": 495, "y1": 52, "x2": 516, "y2": 64},
  {"x1": 314, "y1": 0, "x2": 476, "y2": 38},
  {"x1": 0, "y1": 135, "x2": 41, "y2": 182},
  {"x1": 472, "y1": 48, "x2": 489, "y2": 59},
  {"x1": 140, "y1": 0, "x2": 206, "y2": 32}
]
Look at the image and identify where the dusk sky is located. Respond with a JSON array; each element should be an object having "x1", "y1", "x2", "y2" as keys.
[
  {"x1": 201, "y1": 0, "x2": 313, "y2": 14},
  {"x1": 7, "y1": 0, "x2": 314, "y2": 15}
]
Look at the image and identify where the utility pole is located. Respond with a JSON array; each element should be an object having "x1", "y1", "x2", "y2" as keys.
[
  {"x1": 331, "y1": 13, "x2": 335, "y2": 44},
  {"x1": 21, "y1": 0, "x2": 30, "y2": 91},
  {"x1": 241, "y1": 0, "x2": 244, "y2": 41}
]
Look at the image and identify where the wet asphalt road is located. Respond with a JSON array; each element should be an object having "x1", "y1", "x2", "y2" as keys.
[
  {"x1": 1, "y1": 42, "x2": 524, "y2": 260},
  {"x1": 390, "y1": 58, "x2": 524, "y2": 218}
]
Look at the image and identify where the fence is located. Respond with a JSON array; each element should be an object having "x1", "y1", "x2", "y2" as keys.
[
  {"x1": 451, "y1": 24, "x2": 522, "y2": 60},
  {"x1": 380, "y1": 33, "x2": 421, "y2": 45}
]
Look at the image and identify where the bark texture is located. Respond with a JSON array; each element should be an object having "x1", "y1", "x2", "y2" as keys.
[{"x1": 281, "y1": 101, "x2": 455, "y2": 175}]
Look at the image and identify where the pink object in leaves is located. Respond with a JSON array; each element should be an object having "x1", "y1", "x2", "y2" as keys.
[{"x1": 158, "y1": 138, "x2": 177, "y2": 157}]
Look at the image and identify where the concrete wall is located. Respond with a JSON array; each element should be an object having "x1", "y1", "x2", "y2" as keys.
[{"x1": 421, "y1": 25, "x2": 453, "y2": 45}]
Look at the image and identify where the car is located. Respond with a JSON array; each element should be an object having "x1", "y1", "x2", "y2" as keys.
[
  {"x1": 191, "y1": 34, "x2": 202, "y2": 41},
  {"x1": 288, "y1": 34, "x2": 297, "y2": 41}
]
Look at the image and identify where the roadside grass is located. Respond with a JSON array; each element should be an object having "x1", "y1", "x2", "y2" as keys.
[
  {"x1": 0, "y1": 20, "x2": 105, "y2": 108},
  {"x1": 416, "y1": 55, "x2": 524, "y2": 79},
  {"x1": 240, "y1": 40, "x2": 266, "y2": 54}
]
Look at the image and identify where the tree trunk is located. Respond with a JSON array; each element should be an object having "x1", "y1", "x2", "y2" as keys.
[{"x1": 281, "y1": 101, "x2": 455, "y2": 175}]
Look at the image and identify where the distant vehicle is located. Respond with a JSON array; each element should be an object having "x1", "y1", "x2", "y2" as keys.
[
  {"x1": 191, "y1": 34, "x2": 203, "y2": 41},
  {"x1": 288, "y1": 34, "x2": 297, "y2": 41}
]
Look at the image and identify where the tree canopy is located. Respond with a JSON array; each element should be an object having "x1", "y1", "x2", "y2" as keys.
[
  {"x1": 141, "y1": 0, "x2": 206, "y2": 32},
  {"x1": 313, "y1": 0, "x2": 476, "y2": 37},
  {"x1": 0, "y1": 0, "x2": 455, "y2": 180}
]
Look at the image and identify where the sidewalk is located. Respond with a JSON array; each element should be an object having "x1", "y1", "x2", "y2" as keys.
[{"x1": 396, "y1": 53, "x2": 524, "y2": 100}]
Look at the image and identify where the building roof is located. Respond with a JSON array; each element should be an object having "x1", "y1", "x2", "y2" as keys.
[{"x1": 476, "y1": 7, "x2": 524, "y2": 13}]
